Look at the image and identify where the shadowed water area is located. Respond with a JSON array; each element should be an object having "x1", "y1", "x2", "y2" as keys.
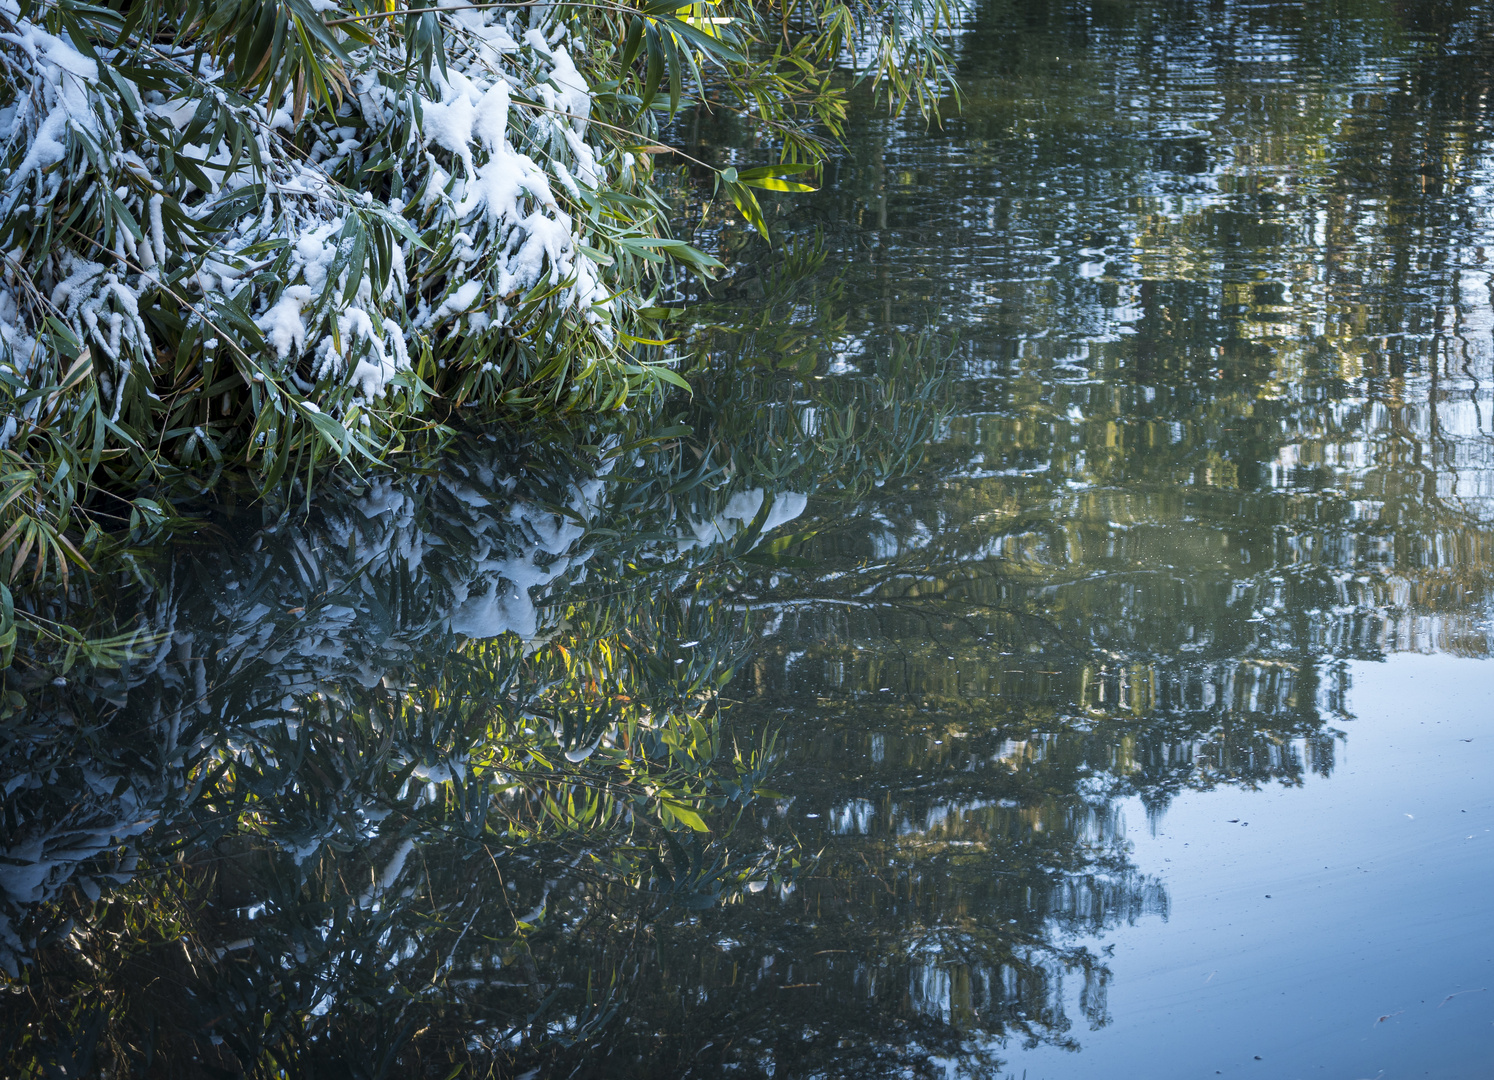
[{"x1": 6, "y1": 0, "x2": 1494, "y2": 1076}]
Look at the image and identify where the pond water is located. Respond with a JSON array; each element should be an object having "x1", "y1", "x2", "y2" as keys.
[
  {"x1": 664, "y1": 2, "x2": 1494, "y2": 1074},
  {"x1": 7, "y1": 1, "x2": 1494, "y2": 1077}
]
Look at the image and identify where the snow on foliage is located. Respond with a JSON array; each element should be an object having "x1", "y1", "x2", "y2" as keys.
[
  {"x1": 0, "y1": 0, "x2": 727, "y2": 492},
  {"x1": 0, "y1": 0, "x2": 959, "y2": 636}
]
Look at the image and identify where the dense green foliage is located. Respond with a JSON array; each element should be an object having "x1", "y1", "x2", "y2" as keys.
[{"x1": 0, "y1": 0, "x2": 959, "y2": 656}]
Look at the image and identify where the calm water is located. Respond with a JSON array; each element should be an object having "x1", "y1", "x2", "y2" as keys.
[
  {"x1": 7, "y1": 1, "x2": 1494, "y2": 1076},
  {"x1": 662, "y1": 2, "x2": 1494, "y2": 1075}
]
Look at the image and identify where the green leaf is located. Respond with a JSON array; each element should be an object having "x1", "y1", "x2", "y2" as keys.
[
  {"x1": 737, "y1": 163, "x2": 819, "y2": 178},
  {"x1": 724, "y1": 180, "x2": 770, "y2": 241},
  {"x1": 741, "y1": 177, "x2": 817, "y2": 192},
  {"x1": 638, "y1": 364, "x2": 691, "y2": 391},
  {"x1": 640, "y1": 25, "x2": 665, "y2": 114},
  {"x1": 664, "y1": 801, "x2": 709, "y2": 832},
  {"x1": 736, "y1": 163, "x2": 819, "y2": 192},
  {"x1": 620, "y1": 15, "x2": 645, "y2": 71},
  {"x1": 655, "y1": 14, "x2": 747, "y2": 63}
]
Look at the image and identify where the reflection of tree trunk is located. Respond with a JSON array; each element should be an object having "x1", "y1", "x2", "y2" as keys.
[
  {"x1": 873, "y1": 144, "x2": 887, "y2": 233},
  {"x1": 873, "y1": 143, "x2": 890, "y2": 325},
  {"x1": 1456, "y1": 273, "x2": 1486, "y2": 436},
  {"x1": 1430, "y1": 319, "x2": 1444, "y2": 509}
]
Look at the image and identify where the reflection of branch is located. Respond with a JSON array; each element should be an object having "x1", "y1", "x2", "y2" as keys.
[
  {"x1": 736, "y1": 597, "x2": 891, "y2": 611},
  {"x1": 741, "y1": 586, "x2": 1080, "y2": 654}
]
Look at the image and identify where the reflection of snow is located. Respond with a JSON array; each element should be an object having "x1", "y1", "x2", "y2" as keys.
[
  {"x1": 0, "y1": 447, "x2": 811, "y2": 969},
  {"x1": 677, "y1": 489, "x2": 808, "y2": 551},
  {"x1": 832, "y1": 798, "x2": 877, "y2": 834}
]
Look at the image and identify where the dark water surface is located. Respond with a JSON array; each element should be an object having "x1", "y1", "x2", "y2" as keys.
[{"x1": 8, "y1": 1, "x2": 1494, "y2": 1077}]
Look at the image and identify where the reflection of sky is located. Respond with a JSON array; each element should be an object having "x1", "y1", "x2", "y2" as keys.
[{"x1": 1004, "y1": 653, "x2": 1494, "y2": 1078}]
